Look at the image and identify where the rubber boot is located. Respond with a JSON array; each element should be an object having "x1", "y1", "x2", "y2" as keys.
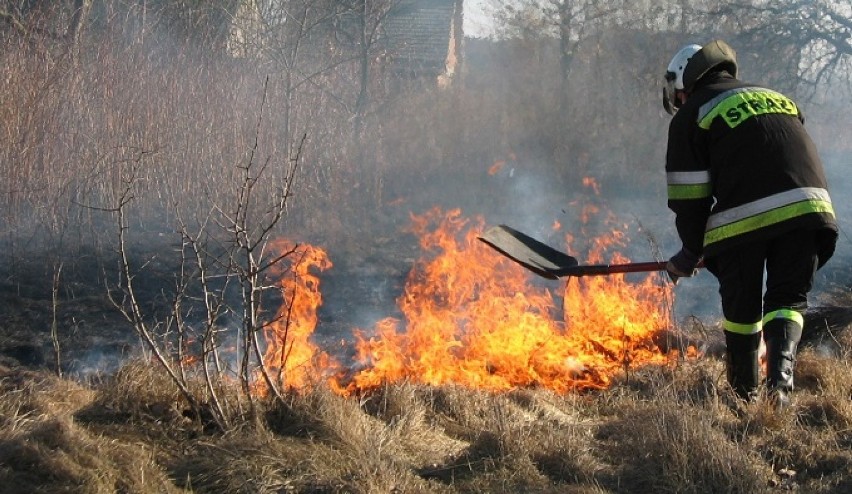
[
  {"x1": 724, "y1": 330, "x2": 761, "y2": 402},
  {"x1": 763, "y1": 317, "x2": 802, "y2": 410}
]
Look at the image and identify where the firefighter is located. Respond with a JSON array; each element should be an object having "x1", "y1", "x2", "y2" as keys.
[{"x1": 661, "y1": 40, "x2": 838, "y2": 407}]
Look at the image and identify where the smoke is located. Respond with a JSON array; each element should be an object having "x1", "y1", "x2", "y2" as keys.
[
  {"x1": 2, "y1": 3, "x2": 851, "y2": 379},
  {"x1": 813, "y1": 151, "x2": 852, "y2": 292}
]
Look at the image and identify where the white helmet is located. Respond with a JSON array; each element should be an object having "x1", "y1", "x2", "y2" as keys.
[
  {"x1": 663, "y1": 40, "x2": 738, "y2": 115},
  {"x1": 667, "y1": 44, "x2": 702, "y2": 91}
]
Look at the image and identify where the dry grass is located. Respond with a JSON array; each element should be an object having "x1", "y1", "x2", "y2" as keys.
[
  {"x1": 0, "y1": 365, "x2": 184, "y2": 494},
  {"x1": 2, "y1": 340, "x2": 852, "y2": 493}
]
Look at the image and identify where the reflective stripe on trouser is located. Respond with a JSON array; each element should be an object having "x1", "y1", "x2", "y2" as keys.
[
  {"x1": 704, "y1": 230, "x2": 818, "y2": 336},
  {"x1": 723, "y1": 307, "x2": 805, "y2": 336},
  {"x1": 762, "y1": 309, "x2": 804, "y2": 329},
  {"x1": 723, "y1": 319, "x2": 761, "y2": 335}
]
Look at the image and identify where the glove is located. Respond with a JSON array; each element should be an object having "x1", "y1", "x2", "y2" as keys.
[{"x1": 666, "y1": 247, "x2": 701, "y2": 284}]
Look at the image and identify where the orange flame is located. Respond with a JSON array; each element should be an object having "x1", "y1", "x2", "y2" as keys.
[
  {"x1": 343, "y1": 208, "x2": 675, "y2": 395},
  {"x1": 253, "y1": 203, "x2": 681, "y2": 395},
  {"x1": 255, "y1": 239, "x2": 338, "y2": 395}
]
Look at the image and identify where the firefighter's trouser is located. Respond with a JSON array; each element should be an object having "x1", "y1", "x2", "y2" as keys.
[{"x1": 706, "y1": 229, "x2": 818, "y2": 399}]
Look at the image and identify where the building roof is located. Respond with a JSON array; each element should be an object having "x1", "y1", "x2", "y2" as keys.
[{"x1": 382, "y1": 0, "x2": 459, "y2": 75}]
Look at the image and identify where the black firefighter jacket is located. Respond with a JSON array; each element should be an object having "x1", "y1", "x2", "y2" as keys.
[{"x1": 665, "y1": 71, "x2": 838, "y2": 267}]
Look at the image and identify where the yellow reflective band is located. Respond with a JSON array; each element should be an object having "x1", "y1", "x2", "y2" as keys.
[
  {"x1": 706, "y1": 187, "x2": 830, "y2": 230},
  {"x1": 723, "y1": 319, "x2": 762, "y2": 335},
  {"x1": 705, "y1": 199, "x2": 835, "y2": 246},
  {"x1": 668, "y1": 183, "x2": 712, "y2": 200},
  {"x1": 698, "y1": 88, "x2": 798, "y2": 129},
  {"x1": 762, "y1": 309, "x2": 804, "y2": 328}
]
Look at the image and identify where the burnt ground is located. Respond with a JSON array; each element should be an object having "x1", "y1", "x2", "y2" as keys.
[
  {"x1": 0, "y1": 228, "x2": 422, "y2": 379},
  {"x1": 0, "y1": 245, "x2": 165, "y2": 377}
]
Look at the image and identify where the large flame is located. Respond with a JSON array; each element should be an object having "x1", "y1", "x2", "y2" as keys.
[
  {"x1": 254, "y1": 196, "x2": 680, "y2": 395},
  {"x1": 345, "y1": 207, "x2": 674, "y2": 394}
]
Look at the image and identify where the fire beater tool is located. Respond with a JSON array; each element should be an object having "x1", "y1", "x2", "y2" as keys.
[{"x1": 478, "y1": 224, "x2": 673, "y2": 280}]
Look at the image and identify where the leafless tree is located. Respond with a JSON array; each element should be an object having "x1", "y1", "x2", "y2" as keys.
[
  {"x1": 101, "y1": 80, "x2": 306, "y2": 428},
  {"x1": 705, "y1": 0, "x2": 852, "y2": 98},
  {"x1": 331, "y1": 0, "x2": 399, "y2": 139}
]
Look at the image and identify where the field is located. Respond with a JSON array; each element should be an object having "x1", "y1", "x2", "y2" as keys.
[{"x1": 2, "y1": 6, "x2": 852, "y2": 492}]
